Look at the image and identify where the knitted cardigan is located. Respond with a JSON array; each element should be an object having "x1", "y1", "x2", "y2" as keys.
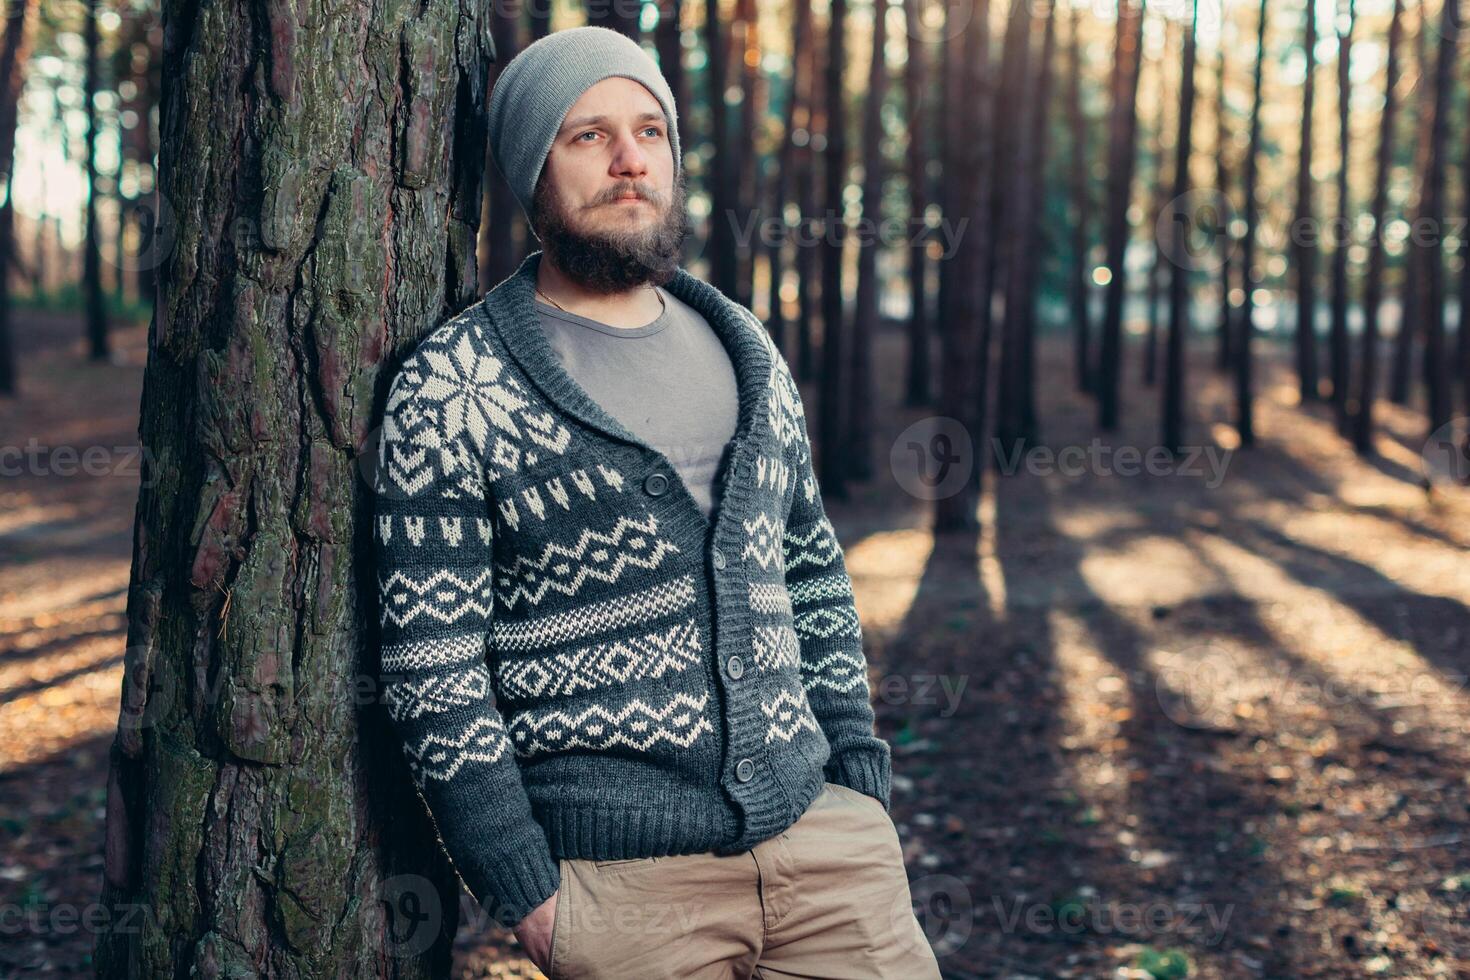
[{"x1": 371, "y1": 250, "x2": 891, "y2": 927}]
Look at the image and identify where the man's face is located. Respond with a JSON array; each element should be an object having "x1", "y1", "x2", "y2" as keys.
[{"x1": 530, "y1": 76, "x2": 688, "y2": 293}]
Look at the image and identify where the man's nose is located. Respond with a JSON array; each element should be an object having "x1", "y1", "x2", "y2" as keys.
[{"x1": 608, "y1": 130, "x2": 649, "y2": 178}]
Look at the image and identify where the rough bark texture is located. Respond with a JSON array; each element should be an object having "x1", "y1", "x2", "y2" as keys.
[{"x1": 95, "y1": 0, "x2": 498, "y2": 975}]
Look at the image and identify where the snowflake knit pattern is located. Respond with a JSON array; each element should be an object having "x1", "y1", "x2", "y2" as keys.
[{"x1": 371, "y1": 250, "x2": 892, "y2": 927}]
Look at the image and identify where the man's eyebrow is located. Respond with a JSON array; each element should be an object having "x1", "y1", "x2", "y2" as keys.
[{"x1": 559, "y1": 111, "x2": 665, "y2": 135}]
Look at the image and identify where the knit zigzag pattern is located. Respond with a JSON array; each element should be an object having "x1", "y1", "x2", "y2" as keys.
[{"x1": 370, "y1": 252, "x2": 891, "y2": 927}]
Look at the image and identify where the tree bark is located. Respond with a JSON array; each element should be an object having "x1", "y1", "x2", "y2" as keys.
[
  {"x1": 1214, "y1": 40, "x2": 1236, "y2": 374},
  {"x1": 933, "y1": 0, "x2": 991, "y2": 533},
  {"x1": 1351, "y1": 0, "x2": 1402, "y2": 454},
  {"x1": 818, "y1": 0, "x2": 848, "y2": 496},
  {"x1": 1064, "y1": 2, "x2": 1094, "y2": 395},
  {"x1": 84, "y1": 0, "x2": 110, "y2": 361},
  {"x1": 95, "y1": 0, "x2": 499, "y2": 973},
  {"x1": 1414, "y1": 0, "x2": 1457, "y2": 437},
  {"x1": 1328, "y1": 0, "x2": 1353, "y2": 434},
  {"x1": 1291, "y1": 0, "x2": 1320, "y2": 402},
  {"x1": 1096, "y1": 0, "x2": 1145, "y2": 431},
  {"x1": 0, "y1": 0, "x2": 37, "y2": 397},
  {"x1": 1235, "y1": 0, "x2": 1269, "y2": 446},
  {"x1": 848, "y1": 0, "x2": 888, "y2": 482},
  {"x1": 902, "y1": 0, "x2": 932, "y2": 407},
  {"x1": 1162, "y1": 0, "x2": 1198, "y2": 454}
]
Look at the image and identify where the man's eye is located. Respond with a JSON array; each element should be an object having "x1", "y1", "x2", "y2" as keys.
[
  {"x1": 576, "y1": 131, "x2": 599, "y2": 142},
  {"x1": 642, "y1": 127, "x2": 662, "y2": 137}
]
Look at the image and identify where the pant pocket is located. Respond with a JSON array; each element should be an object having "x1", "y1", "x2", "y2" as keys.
[{"x1": 548, "y1": 859, "x2": 572, "y2": 979}]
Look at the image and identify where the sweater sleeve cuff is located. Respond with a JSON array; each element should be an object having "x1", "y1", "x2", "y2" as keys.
[
  {"x1": 824, "y1": 745, "x2": 893, "y2": 812},
  {"x1": 464, "y1": 841, "x2": 562, "y2": 929}
]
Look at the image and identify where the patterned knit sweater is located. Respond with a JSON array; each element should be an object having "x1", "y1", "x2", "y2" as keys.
[{"x1": 371, "y1": 250, "x2": 891, "y2": 927}]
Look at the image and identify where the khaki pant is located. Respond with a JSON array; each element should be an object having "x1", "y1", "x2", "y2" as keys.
[{"x1": 545, "y1": 781, "x2": 944, "y2": 979}]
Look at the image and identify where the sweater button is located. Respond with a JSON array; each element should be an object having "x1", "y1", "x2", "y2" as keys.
[
  {"x1": 735, "y1": 758, "x2": 755, "y2": 782},
  {"x1": 726, "y1": 655, "x2": 744, "y2": 679},
  {"x1": 711, "y1": 547, "x2": 726, "y2": 570},
  {"x1": 644, "y1": 472, "x2": 670, "y2": 497}
]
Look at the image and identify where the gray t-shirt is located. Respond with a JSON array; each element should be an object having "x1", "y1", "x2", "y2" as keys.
[{"x1": 532, "y1": 286, "x2": 740, "y2": 522}]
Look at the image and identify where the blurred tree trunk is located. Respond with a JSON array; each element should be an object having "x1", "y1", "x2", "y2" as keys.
[
  {"x1": 705, "y1": 0, "x2": 738, "y2": 298},
  {"x1": 1328, "y1": 0, "x2": 1353, "y2": 434},
  {"x1": 483, "y1": 2, "x2": 521, "y2": 288},
  {"x1": 848, "y1": 0, "x2": 887, "y2": 481},
  {"x1": 1415, "y1": 0, "x2": 1457, "y2": 437},
  {"x1": 1163, "y1": 0, "x2": 1198, "y2": 454},
  {"x1": 529, "y1": 0, "x2": 551, "y2": 38},
  {"x1": 1015, "y1": 0, "x2": 1055, "y2": 445},
  {"x1": 656, "y1": 0, "x2": 686, "y2": 132},
  {"x1": 84, "y1": 0, "x2": 109, "y2": 361},
  {"x1": 1352, "y1": 0, "x2": 1402, "y2": 454},
  {"x1": 1096, "y1": 0, "x2": 1145, "y2": 431},
  {"x1": 1292, "y1": 0, "x2": 1319, "y2": 402},
  {"x1": 1235, "y1": 0, "x2": 1268, "y2": 446},
  {"x1": 1064, "y1": 2, "x2": 1094, "y2": 395},
  {"x1": 94, "y1": 0, "x2": 499, "y2": 974},
  {"x1": 1389, "y1": 6, "x2": 1432, "y2": 406},
  {"x1": 795, "y1": 7, "x2": 821, "y2": 380},
  {"x1": 1142, "y1": 24, "x2": 1174, "y2": 389},
  {"x1": 1460, "y1": 71, "x2": 1470, "y2": 428},
  {"x1": 0, "y1": 0, "x2": 36, "y2": 398},
  {"x1": 765, "y1": 0, "x2": 810, "y2": 354},
  {"x1": 993, "y1": 0, "x2": 1033, "y2": 460},
  {"x1": 934, "y1": 0, "x2": 991, "y2": 533},
  {"x1": 734, "y1": 0, "x2": 759, "y2": 309},
  {"x1": 818, "y1": 0, "x2": 848, "y2": 495},
  {"x1": 587, "y1": 0, "x2": 641, "y2": 39},
  {"x1": 902, "y1": 0, "x2": 932, "y2": 407},
  {"x1": 1214, "y1": 41, "x2": 1236, "y2": 374}
]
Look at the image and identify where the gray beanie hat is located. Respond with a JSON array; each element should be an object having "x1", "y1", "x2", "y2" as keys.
[{"x1": 487, "y1": 26, "x2": 683, "y2": 221}]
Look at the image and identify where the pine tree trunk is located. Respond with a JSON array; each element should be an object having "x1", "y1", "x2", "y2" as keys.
[
  {"x1": 933, "y1": 0, "x2": 991, "y2": 533},
  {"x1": 1389, "y1": 8, "x2": 1433, "y2": 406},
  {"x1": 1328, "y1": 0, "x2": 1354, "y2": 434},
  {"x1": 902, "y1": 0, "x2": 932, "y2": 407},
  {"x1": 1415, "y1": 0, "x2": 1457, "y2": 436},
  {"x1": 705, "y1": 0, "x2": 738, "y2": 298},
  {"x1": 993, "y1": 0, "x2": 1034, "y2": 458},
  {"x1": 95, "y1": 0, "x2": 498, "y2": 973},
  {"x1": 1235, "y1": 0, "x2": 1269, "y2": 446},
  {"x1": 818, "y1": 0, "x2": 848, "y2": 495},
  {"x1": 1096, "y1": 0, "x2": 1145, "y2": 431},
  {"x1": 0, "y1": 0, "x2": 36, "y2": 397},
  {"x1": 1142, "y1": 24, "x2": 1174, "y2": 390},
  {"x1": 1352, "y1": 0, "x2": 1402, "y2": 454},
  {"x1": 1292, "y1": 0, "x2": 1320, "y2": 402},
  {"x1": 1162, "y1": 0, "x2": 1198, "y2": 454},
  {"x1": 848, "y1": 0, "x2": 887, "y2": 482},
  {"x1": 1214, "y1": 42, "x2": 1236, "y2": 374},
  {"x1": 1064, "y1": 3, "x2": 1094, "y2": 395},
  {"x1": 84, "y1": 0, "x2": 109, "y2": 361}
]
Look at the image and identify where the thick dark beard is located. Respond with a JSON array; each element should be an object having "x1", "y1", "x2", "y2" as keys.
[{"x1": 530, "y1": 169, "x2": 689, "y2": 293}]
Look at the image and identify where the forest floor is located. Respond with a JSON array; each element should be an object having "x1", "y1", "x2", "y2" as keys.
[{"x1": 2, "y1": 308, "x2": 1468, "y2": 980}]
